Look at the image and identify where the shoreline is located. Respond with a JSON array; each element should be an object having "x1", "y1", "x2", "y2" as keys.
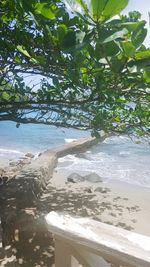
[
  {"x1": 0, "y1": 136, "x2": 150, "y2": 238},
  {"x1": 0, "y1": 137, "x2": 150, "y2": 266},
  {"x1": 0, "y1": 140, "x2": 150, "y2": 236}
]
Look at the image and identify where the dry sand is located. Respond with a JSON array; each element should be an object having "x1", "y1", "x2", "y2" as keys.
[{"x1": 50, "y1": 169, "x2": 150, "y2": 237}]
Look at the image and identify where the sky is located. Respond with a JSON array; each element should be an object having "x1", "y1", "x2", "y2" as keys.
[{"x1": 124, "y1": 0, "x2": 150, "y2": 46}]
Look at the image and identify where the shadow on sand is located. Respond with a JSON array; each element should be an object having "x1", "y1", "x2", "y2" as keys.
[
  {"x1": 0, "y1": 176, "x2": 100, "y2": 267},
  {"x1": 0, "y1": 176, "x2": 137, "y2": 266}
]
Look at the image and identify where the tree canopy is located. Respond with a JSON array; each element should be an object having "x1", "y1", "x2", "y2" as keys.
[{"x1": 0, "y1": 0, "x2": 150, "y2": 136}]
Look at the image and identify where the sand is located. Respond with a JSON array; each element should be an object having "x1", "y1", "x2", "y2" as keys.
[
  {"x1": 50, "y1": 169, "x2": 150, "y2": 237},
  {"x1": 0, "y1": 152, "x2": 150, "y2": 239},
  {"x1": 0, "y1": 155, "x2": 150, "y2": 266}
]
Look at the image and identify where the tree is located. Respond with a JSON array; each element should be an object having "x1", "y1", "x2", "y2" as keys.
[{"x1": 0, "y1": 0, "x2": 150, "y2": 136}]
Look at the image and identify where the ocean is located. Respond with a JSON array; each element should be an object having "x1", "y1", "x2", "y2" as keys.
[
  {"x1": 57, "y1": 135, "x2": 150, "y2": 188},
  {"x1": 0, "y1": 121, "x2": 89, "y2": 159},
  {"x1": 0, "y1": 121, "x2": 150, "y2": 187}
]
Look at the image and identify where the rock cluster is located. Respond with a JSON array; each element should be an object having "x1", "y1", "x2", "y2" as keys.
[
  {"x1": 67, "y1": 172, "x2": 103, "y2": 183},
  {"x1": 25, "y1": 152, "x2": 34, "y2": 158},
  {"x1": 0, "y1": 152, "x2": 34, "y2": 186},
  {"x1": 0, "y1": 168, "x2": 17, "y2": 186}
]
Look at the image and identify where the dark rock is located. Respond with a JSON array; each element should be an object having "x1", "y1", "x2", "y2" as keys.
[
  {"x1": 25, "y1": 153, "x2": 34, "y2": 158},
  {"x1": 9, "y1": 161, "x2": 18, "y2": 167},
  {"x1": 0, "y1": 177, "x2": 3, "y2": 186},
  {"x1": 2, "y1": 176, "x2": 9, "y2": 183},
  {"x1": 84, "y1": 172, "x2": 103, "y2": 183},
  {"x1": 0, "y1": 176, "x2": 8, "y2": 186},
  {"x1": 84, "y1": 187, "x2": 92, "y2": 193},
  {"x1": 94, "y1": 187, "x2": 110, "y2": 193},
  {"x1": 0, "y1": 168, "x2": 5, "y2": 176},
  {"x1": 19, "y1": 158, "x2": 31, "y2": 165},
  {"x1": 75, "y1": 153, "x2": 90, "y2": 160},
  {"x1": 67, "y1": 173, "x2": 85, "y2": 183}
]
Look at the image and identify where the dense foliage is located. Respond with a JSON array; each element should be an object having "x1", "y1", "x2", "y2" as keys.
[{"x1": 0, "y1": 0, "x2": 150, "y2": 135}]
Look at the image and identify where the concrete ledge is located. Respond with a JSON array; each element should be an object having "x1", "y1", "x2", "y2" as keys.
[
  {"x1": 8, "y1": 137, "x2": 100, "y2": 198},
  {"x1": 46, "y1": 211, "x2": 150, "y2": 267},
  {"x1": 22, "y1": 137, "x2": 99, "y2": 192}
]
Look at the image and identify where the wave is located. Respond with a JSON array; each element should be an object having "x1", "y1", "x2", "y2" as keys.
[
  {"x1": 0, "y1": 148, "x2": 24, "y2": 156},
  {"x1": 0, "y1": 148, "x2": 24, "y2": 154},
  {"x1": 57, "y1": 136, "x2": 150, "y2": 188},
  {"x1": 65, "y1": 138, "x2": 77, "y2": 143}
]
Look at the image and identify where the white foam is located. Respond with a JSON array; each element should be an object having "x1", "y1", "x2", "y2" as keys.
[
  {"x1": 0, "y1": 148, "x2": 24, "y2": 155},
  {"x1": 104, "y1": 136, "x2": 130, "y2": 144},
  {"x1": 58, "y1": 154, "x2": 77, "y2": 162},
  {"x1": 119, "y1": 151, "x2": 130, "y2": 155},
  {"x1": 57, "y1": 136, "x2": 150, "y2": 188},
  {"x1": 65, "y1": 138, "x2": 77, "y2": 143}
]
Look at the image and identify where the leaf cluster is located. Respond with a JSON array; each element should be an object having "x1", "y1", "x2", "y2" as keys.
[{"x1": 0, "y1": 0, "x2": 149, "y2": 135}]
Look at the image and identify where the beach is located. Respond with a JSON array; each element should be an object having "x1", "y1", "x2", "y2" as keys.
[
  {"x1": 0, "y1": 135, "x2": 150, "y2": 266},
  {"x1": 49, "y1": 168, "x2": 150, "y2": 237},
  {"x1": 0, "y1": 135, "x2": 150, "y2": 238},
  {"x1": 1, "y1": 155, "x2": 150, "y2": 237}
]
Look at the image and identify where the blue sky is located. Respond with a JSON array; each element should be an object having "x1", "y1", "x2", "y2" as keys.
[{"x1": 124, "y1": 0, "x2": 150, "y2": 45}]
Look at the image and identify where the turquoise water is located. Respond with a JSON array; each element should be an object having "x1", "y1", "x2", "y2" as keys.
[
  {"x1": 0, "y1": 121, "x2": 89, "y2": 159},
  {"x1": 0, "y1": 121, "x2": 150, "y2": 187}
]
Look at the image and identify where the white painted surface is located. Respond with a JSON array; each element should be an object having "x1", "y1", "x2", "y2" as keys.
[{"x1": 45, "y1": 212, "x2": 150, "y2": 267}]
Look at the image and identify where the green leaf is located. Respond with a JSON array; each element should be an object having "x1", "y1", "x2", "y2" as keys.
[
  {"x1": 57, "y1": 24, "x2": 68, "y2": 43},
  {"x1": 111, "y1": 56, "x2": 126, "y2": 72},
  {"x1": 106, "y1": 19, "x2": 122, "y2": 27},
  {"x1": 30, "y1": 58, "x2": 38, "y2": 64},
  {"x1": 17, "y1": 45, "x2": 31, "y2": 58},
  {"x1": 147, "y1": 95, "x2": 150, "y2": 101},
  {"x1": 34, "y1": 55, "x2": 46, "y2": 65},
  {"x1": 16, "y1": 123, "x2": 20, "y2": 128},
  {"x1": 53, "y1": 77, "x2": 59, "y2": 85},
  {"x1": 65, "y1": 0, "x2": 98, "y2": 23},
  {"x1": 128, "y1": 58, "x2": 150, "y2": 70},
  {"x1": 14, "y1": 56, "x2": 21, "y2": 63},
  {"x1": 102, "y1": 0, "x2": 129, "y2": 19},
  {"x1": 35, "y1": 3, "x2": 55, "y2": 20},
  {"x1": 2, "y1": 92, "x2": 10, "y2": 100},
  {"x1": 15, "y1": 95, "x2": 20, "y2": 102},
  {"x1": 103, "y1": 41, "x2": 119, "y2": 56},
  {"x1": 121, "y1": 41, "x2": 135, "y2": 57},
  {"x1": 143, "y1": 67, "x2": 150, "y2": 83},
  {"x1": 64, "y1": 0, "x2": 87, "y2": 16},
  {"x1": 91, "y1": 0, "x2": 107, "y2": 20},
  {"x1": 121, "y1": 21, "x2": 145, "y2": 32},
  {"x1": 91, "y1": 129, "x2": 100, "y2": 138},
  {"x1": 102, "y1": 28, "x2": 128, "y2": 43},
  {"x1": 76, "y1": 0, "x2": 90, "y2": 15},
  {"x1": 29, "y1": 11, "x2": 39, "y2": 26},
  {"x1": 132, "y1": 24, "x2": 147, "y2": 48},
  {"x1": 62, "y1": 30, "x2": 76, "y2": 49},
  {"x1": 115, "y1": 116, "x2": 121, "y2": 122},
  {"x1": 98, "y1": 28, "x2": 114, "y2": 43},
  {"x1": 135, "y1": 49, "x2": 150, "y2": 60}
]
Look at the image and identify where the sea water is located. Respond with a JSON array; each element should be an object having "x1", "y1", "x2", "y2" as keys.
[
  {"x1": 57, "y1": 135, "x2": 150, "y2": 188},
  {"x1": 0, "y1": 121, "x2": 149, "y2": 187},
  {"x1": 0, "y1": 121, "x2": 89, "y2": 160}
]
